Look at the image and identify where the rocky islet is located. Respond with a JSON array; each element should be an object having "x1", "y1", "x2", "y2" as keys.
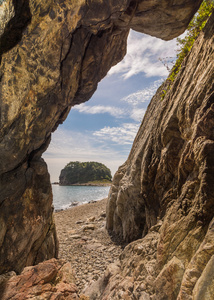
[{"x1": 59, "y1": 161, "x2": 112, "y2": 185}]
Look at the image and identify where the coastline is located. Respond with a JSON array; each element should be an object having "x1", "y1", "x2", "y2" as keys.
[
  {"x1": 61, "y1": 183, "x2": 111, "y2": 187},
  {"x1": 54, "y1": 197, "x2": 103, "y2": 212},
  {"x1": 52, "y1": 184, "x2": 111, "y2": 211},
  {"x1": 53, "y1": 182, "x2": 112, "y2": 187}
]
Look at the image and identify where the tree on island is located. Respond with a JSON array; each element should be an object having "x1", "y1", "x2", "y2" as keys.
[{"x1": 59, "y1": 161, "x2": 112, "y2": 185}]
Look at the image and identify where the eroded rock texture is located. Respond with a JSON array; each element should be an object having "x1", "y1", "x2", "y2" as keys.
[
  {"x1": 0, "y1": 259, "x2": 80, "y2": 300},
  {"x1": 104, "y1": 12, "x2": 214, "y2": 300},
  {"x1": 0, "y1": 0, "x2": 202, "y2": 275}
]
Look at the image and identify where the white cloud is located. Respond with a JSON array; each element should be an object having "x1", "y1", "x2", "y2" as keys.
[
  {"x1": 130, "y1": 108, "x2": 146, "y2": 122},
  {"x1": 93, "y1": 123, "x2": 140, "y2": 145},
  {"x1": 71, "y1": 79, "x2": 163, "y2": 124},
  {"x1": 72, "y1": 102, "x2": 145, "y2": 123},
  {"x1": 121, "y1": 79, "x2": 163, "y2": 105},
  {"x1": 43, "y1": 32, "x2": 180, "y2": 182},
  {"x1": 108, "y1": 30, "x2": 177, "y2": 79},
  {"x1": 73, "y1": 103, "x2": 126, "y2": 118}
]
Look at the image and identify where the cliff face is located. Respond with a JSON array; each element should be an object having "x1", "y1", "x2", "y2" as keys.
[
  {"x1": 102, "y1": 12, "x2": 214, "y2": 299},
  {"x1": 0, "y1": 0, "x2": 202, "y2": 274}
]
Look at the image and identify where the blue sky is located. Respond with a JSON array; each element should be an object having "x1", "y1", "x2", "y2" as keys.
[{"x1": 43, "y1": 30, "x2": 179, "y2": 182}]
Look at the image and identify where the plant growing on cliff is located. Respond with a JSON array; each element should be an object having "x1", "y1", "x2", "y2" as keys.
[
  {"x1": 169, "y1": 0, "x2": 214, "y2": 82},
  {"x1": 160, "y1": 0, "x2": 214, "y2": 100}
]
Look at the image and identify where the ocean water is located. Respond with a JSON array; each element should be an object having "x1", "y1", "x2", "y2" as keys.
[{"x1": 52, "y1": 184, "x2": 110, "y2": 211}]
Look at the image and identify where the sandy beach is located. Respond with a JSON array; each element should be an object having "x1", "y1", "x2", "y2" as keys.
[{"x1": 54, "y1": 198, "x2": 125, "y2": 293}]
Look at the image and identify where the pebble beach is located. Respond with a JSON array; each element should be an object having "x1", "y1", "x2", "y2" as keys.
[{"x1": 54, "y1": 198, "x2": 125, "y2": 293}]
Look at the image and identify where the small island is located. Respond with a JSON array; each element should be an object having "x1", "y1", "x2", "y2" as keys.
[{"x1": 59, "y1": 161, "x2": 112, "y2": 186}]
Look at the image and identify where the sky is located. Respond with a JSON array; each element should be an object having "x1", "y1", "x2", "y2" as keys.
[{"x1": 43, "y1": 30, "x2": 179, "y2": 182}]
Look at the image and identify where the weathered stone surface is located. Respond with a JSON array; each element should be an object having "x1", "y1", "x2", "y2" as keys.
[
  {"x1": 128, "y1": 0, "x2": 203, "y2": 40},
  {"x1": 0, "y1": 155, "x2": 58, "y2": 275},
  {"x1": 105, "y1": 11, "x2": 214, "y2": 300},
  {"x1": 0, "y1": 0, "x2": 15, "y2": 37},
  {"x1": 0, "y1": 258, "x2": 80, "y2": 300},
  {"x1": 84, "y1": 230, "x2": 160, "y2": 299},
  {"x1": 0, "y1": 0, "x2": 202, "y2": 274}
]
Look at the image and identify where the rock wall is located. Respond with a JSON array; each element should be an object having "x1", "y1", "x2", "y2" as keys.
[
  {"x1": 103, "y1": 11, "x2": 214, "y2": 299},
  {"x1": 0, "y1": 0, "x2": 202, "y2": 275}
]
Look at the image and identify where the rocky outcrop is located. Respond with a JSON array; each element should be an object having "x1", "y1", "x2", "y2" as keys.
[
  {"x1": 0, "y1": 155, "x2": 58, "y2": 275},
  {"x1": 59, "y1": 161, "x2": 112, "y2": 185},
  {"x1": 104, "y1": 11, "x2": 214, "y2": 299},
  {"x1": 0, "y1": 258, "x2": 81, "y2": 300},
  {"x1": 0, "y1": 0, "x2": 202, "y2": 274}
]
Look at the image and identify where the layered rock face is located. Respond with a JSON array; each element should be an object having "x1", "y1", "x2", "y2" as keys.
[
  {"x1": 104, "y1": 12, "x2": 214, "y2": 300},
  {"x1": 0, "y1": 0, "x2": 202, "y2": 275},
  {"x1": 0, "y1": 259, "x2": 80, "y2": 300}
]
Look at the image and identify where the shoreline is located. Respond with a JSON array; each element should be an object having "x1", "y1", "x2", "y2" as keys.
[
  {"x1": 54, "y1": 197, "x2": 105, "y2": 212},
  {"x1": 52, "y1": 184, "x2": 111, "y2": 212},
  {"x1": 52, "y1": 182, "x2": 112, "y2": 187}
]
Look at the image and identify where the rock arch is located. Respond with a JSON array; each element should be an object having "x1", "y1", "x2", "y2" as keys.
[{"x1": 0, "y1": 0, "x2": 202, "y2": 274}]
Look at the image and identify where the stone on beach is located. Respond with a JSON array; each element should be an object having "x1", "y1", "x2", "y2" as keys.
[
  {"x1": 0, "y1": 259, "x2": 79, "y2": 300},
  {"x1": 82, "y1": 224, "x2": 96, "y2": 231},
  {"x1": 54, "y1": 199, "x2": 124, "y2": 293}
]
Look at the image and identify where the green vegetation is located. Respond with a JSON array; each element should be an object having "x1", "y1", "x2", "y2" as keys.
[
  {"x1": 0, "y1": 0, "x2": 6, "y2": 5},
  {"x1": 169, "y1": 0, "x2": 214, "y2": 83},
  {"x1": 59, "y1": 161, "x2": 112, "y2": 185},
  {"x1": 160, "y1": 0, "x2": 214, "y2": 100}
]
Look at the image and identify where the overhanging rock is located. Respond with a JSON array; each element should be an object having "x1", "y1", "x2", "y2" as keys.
[{"x1": 0, "y1": 0, "x2": 202, "y2": 274}]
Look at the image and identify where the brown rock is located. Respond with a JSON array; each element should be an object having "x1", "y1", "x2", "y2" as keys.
[
  {"x1": 1, "y1": 258, "x2": 79, "y2": 300},
  {"x1": 128, "y1": 0, "x2": 202, "y2": 40},
  {"x1": 0, "y1": 0, "x2": 203, "y2": 283},
  {"x1": 104, "y1": 11, "x2": 214, "y2": 300},
  {"x1": 82, "y1": 224, "x2": 96, "y2": 231},
  {"x1": 155, "y1": 256, "x2": 185, "y2": 299},
  {"x1": 0, "y1": 0, "x2": 15, "y2": 37},
  {"x1": 0, "y1": 156, "x2": 58, "y2": 275},
  {"x1": 87, "y1": 216, "x2": 96, "y2": 222}
]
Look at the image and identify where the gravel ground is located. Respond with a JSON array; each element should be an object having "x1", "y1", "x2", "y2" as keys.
[{"x1": 54, "y1": 198, "x2": 125, "y2": 293}]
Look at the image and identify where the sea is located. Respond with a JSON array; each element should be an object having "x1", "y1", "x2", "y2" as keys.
[{"x1": 52, "y1": 184, "x2": 110, "y2": 211}]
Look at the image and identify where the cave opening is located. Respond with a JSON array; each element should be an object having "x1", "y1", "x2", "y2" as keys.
[
  {"x1": 41, "y1": 30, "x2": 178, "y2": 291},
  {"x1": 1, "y1": 0, "x2": 209, "y2": 298},
  {"x1": 43, "y1": 30, "x2": 177, "y2": 189}
]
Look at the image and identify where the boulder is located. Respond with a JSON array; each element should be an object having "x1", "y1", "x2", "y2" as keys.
[{"x1": 0, "y1": 258, "x2": 80, "y2": 300}]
